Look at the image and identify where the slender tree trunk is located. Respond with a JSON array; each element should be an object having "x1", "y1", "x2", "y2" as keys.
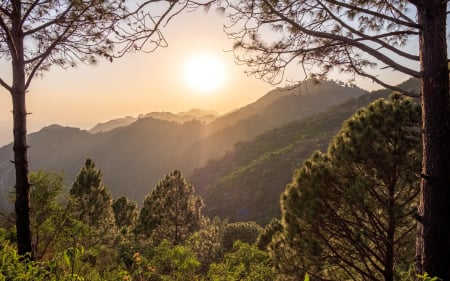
[
  {"x1": 11, "y1": 0, "x2": 33, "y2": 259},
  {"x1": 416, "y1": 1, "x2": 450, "y2": 279},
  {"x1": 12, "y1": 86, "x2": 33, "y2": 258}
]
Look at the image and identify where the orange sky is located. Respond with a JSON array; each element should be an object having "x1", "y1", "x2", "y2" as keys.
[
  {"x1": 0, "y1": 9, "x2": 276, "y2": 145},
  {"x1": 0, "y1": 7, "x2": 411, "y2": 146}
]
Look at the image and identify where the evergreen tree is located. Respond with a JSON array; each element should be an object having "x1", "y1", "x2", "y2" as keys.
[
  {"x1": 70, "y1": 159, "x2": 116, "y2": 246},
  {"x1": 273, "y1": 96, "x2": 421, "y2": 281},
  {"x1": 137, "y1": 170, "x2": 206, "y2": 245},
  {"x1": 187, "y1": 217, "x2": 227, "y2": 273},
  {"x1": 256, "y1": 218, "x2": 282, "y2": 251}
]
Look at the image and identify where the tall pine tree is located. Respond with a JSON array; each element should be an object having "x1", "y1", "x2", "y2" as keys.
[
  {"x1": 137, "y1": 170, "x2": 206, "y2": 245},
  {"x1": 70, "y1": 159, "x2": 116, "y2": 246},
  {"x1": 272, "y1": 95, "x2": 421, "y2": 281}
]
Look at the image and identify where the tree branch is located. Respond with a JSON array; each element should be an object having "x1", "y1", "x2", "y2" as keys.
[
  {"x1": 344, "y1": 47, "x2": 420, "y2": 98},
  {"x1": 24, "y1": 7, "x2": 87, "y2": 89},
  {"x1": 20, "y1": 0, "x2": 41, "y2": 27},
  {"x1": 261, "y1": 0, "x2": 420, "y2": 78},
  {"x1": 0, "y1": 77, "x2": 12, "y2": 91},
  {"x1": 0, "y1": 15, "x2": 14, "y2": 51},
  {"x1": 23, "y1": 2, "x2": 75, "y2": 36},
  {"x1": 317, "y1": 0, "x2": 419, "y2": 61}
]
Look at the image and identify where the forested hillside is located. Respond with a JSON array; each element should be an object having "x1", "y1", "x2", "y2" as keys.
[
  {"x1": 179, "y1": 80, "x2": 366, "y2": 167},
  {"x1": 190, "y1": 79, "x2": 420, "y2": 224}
]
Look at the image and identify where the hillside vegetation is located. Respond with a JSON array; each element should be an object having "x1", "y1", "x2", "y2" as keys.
[
  {"x1": 190, "y1": 79, "x2": 419, "y2": 224},
  {"x1": 190, "y1": 92, "x2": 387, "y2": 223}
]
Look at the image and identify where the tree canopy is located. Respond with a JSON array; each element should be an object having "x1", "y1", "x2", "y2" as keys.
[
  {"x1": 273, "y1": 96, "x2": 421, "y2": 281},
  {"x1": 70, "y1": 159, "x2": 116, "y2": 246},
  {"x1": 29, "y1": 171, "x2": 69, "y2": 259},
  {"x1": 112, "y1": 196, "x2": 138, "y2": 237},
  {"x1": 137, "y1": 170, "x2": 206, "y2": 245}
]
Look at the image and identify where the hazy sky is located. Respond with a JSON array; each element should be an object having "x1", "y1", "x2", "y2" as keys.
[
  {"x1": 0, "y1": 8, "x2": 274, "y2": 145},
  {"x1": 0, "y1": 5, "x2": 412, "y2": 146}
]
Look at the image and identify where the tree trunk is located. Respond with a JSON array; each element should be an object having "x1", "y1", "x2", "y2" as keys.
[
  {"x1": 10, "y1": 0, "x2": 33, "y2": 258},
  {"x1": 416, "y1": 1, "x2": 450, "y2": 279},
  {"x1": 12, "y1": 87, "x2": 33, "y2": 259}
]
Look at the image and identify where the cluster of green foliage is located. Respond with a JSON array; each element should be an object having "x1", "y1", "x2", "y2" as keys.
[{"x1": 0, "y1": 164, "x2": 274, "y2": 281}]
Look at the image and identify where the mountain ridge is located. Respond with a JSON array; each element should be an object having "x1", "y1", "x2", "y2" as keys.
[
  {"x1": 189, "y1": 79, "x2": 420, "y2": 224},
  {"x1": 0, "y1": 79, "x2": 378, "y2": 212},
  {"x1": 89, "y1": 108, "x2": 220, "y2": 134}
]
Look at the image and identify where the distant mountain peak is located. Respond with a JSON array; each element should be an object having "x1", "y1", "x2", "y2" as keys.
[
  {"x1": 88, "y1": 109, "x2": 220, "y2": 135},
  {"x1": 177, "y1": 108, "x2": 219, "y2": 118},
  {"x1": 89, "y1": 116, "x2": 137, "y2": 134},
  {"x1": 42, "y1": 124, "x2": 65, "y2": 130},
  {"x1": 208, "y1": 79, "x2": 366, "y2": 135},
  {"x1": 144, "y1": 109, "x2": 219, "y2": 124},
  {"x1": 40, "y1": 124, "x2": 86, "y2": 133}
]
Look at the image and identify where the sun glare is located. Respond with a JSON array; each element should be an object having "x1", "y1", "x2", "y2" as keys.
[{"x1": 184, "y1": 55, "x2": 225, "y2": 93}]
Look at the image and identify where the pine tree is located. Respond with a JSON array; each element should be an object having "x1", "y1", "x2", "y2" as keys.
[
  {"x1": 137, "y1": 170, "x2": 206, "y2": 245},
  {"x1": 273, "y1": 95, "x2": 421, "y2": 281},
  {"x1": 70, "y1": 159, "x2": 116, "y2": 246}
]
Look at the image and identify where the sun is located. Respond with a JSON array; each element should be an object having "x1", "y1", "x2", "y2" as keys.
[{"x1": 184, "y1": 55, "x2": 225, "y2": 93}]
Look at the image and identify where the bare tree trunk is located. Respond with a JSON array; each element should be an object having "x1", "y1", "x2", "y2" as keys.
[
  {"x1": 416, "y1": 1, "x2": 450, "y2": 279},
  {"x1": 11, "y1": 87, "x2": 33, "y2": 258},
  {"x1": 11, "y1": 0, "x2": 33, "y2": 258}
]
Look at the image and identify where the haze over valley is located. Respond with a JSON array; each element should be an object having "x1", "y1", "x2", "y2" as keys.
[{"x1": 0, "y1": 78, "x2": 418, "y2": 222}]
